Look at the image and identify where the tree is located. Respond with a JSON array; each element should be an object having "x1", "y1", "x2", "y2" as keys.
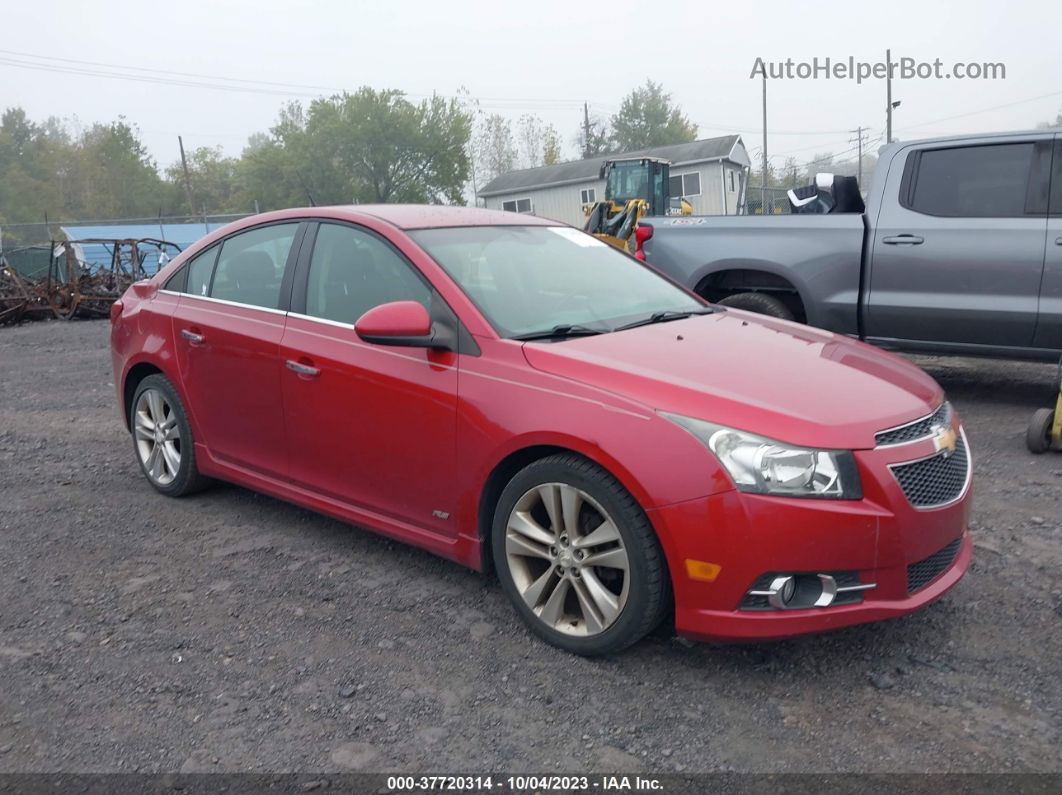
[
  {"x1": 542, "y1": 126, "x2": 562, "y2": 165},
  {"x1": 63, "y1": 119, "x2": 170, "y2": 218},
  {"x1": 474, "y1": 113, "x2": 518, "y2": 185},
  {"x1": 1036, "y1": 108, "x2": 1062, "y2": 129},
  {"x1": 238, "y1": 89, "x2": 473, "y2": 209},
  {"x1": 609, "y1": 81, "x2": 697, "y2": 151},
  {"x1": 165, "y1": 145, "x2": 241, "y2": 214},
  {"x1": 0, "y1": 108, "x2": 171, "y2": 231},
  {"x1": 516, "y1": 114, "x2": 564, "y2": 169}
]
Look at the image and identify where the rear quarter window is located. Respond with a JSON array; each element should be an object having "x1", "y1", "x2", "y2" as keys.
[{"x1": 172, "y1": 246, "x2": 219, "y2": 297}]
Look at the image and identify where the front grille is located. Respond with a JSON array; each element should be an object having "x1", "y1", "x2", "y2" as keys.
[
  {"x1": 876, "y1": 403, "x2": 950, "y2": 447},
  {"x1": 890, "y1": 435, "x2": 969, "y2": 508},
  {"x1": 907, "y1": 536, "x2": 962, "y2": 593}
]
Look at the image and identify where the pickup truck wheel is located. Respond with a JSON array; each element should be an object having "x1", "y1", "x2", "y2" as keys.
[
  {"x1": 1026, "y1": 408, "x2": 1056, "y2": 454},
  {"x1": 717, "y1": 292, "x2": 794, "y2": 320}
]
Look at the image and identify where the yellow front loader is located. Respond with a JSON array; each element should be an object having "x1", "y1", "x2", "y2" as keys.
[{"x1": 582, "y1": 157, "x2": 692, "y2": 254}]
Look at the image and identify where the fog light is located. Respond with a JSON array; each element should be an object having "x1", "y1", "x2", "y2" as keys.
[{"x1": 767, "y1": 575, "x2": 796, "y2": 609}]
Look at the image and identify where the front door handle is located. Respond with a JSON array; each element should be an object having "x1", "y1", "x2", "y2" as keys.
[
  {"x1": 1055, "y1": 237, "x2": 1062, "y2": 246},
  {"x1": 881, "y1": 234, "x2": 924, "y2": 245},
  {"x1": 285, "y1": 359, "x2": 320, "y2": 378},
  {"x1": 180, "y1": 329, "x2": 205, "y2": 345}
]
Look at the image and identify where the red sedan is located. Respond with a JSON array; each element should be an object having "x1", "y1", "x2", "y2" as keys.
[{"x1": 110, "y1": 205, "x2": 971, "y2": 656}]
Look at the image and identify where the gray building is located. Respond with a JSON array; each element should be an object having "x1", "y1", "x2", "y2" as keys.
[{"x1": 479, "y1": 135, "x2": 751, "y2": 226}]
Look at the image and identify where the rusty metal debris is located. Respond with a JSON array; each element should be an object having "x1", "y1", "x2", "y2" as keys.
[{"x1": 0, "y1": 238, "x2": 179, "y2": 325}]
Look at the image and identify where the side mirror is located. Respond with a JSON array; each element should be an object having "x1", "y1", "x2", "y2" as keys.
[{"x1": 355, "y1": 301, "x2": 436, "y2": 348}]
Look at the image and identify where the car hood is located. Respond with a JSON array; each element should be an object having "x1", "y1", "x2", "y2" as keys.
[{"x1": 521, "y1": 310, "x2": 943, "y2": 450}]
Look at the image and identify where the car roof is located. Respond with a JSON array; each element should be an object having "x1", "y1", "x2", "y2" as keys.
[{"x1": 312, "y1": 204, "x2": 559, "y2": 230}]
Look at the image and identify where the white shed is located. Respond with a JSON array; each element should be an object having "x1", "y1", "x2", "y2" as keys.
[{"x1": 479, "y1": 135, "x2": 751, "y2": 226}]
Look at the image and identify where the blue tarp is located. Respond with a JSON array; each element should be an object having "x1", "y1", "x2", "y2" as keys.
[{"x1": 60, "y1": 222, "x2": 230, "y2": 276}]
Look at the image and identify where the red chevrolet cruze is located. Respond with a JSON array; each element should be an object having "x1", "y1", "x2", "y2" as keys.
[{"x1": 110, "y1": 205, "x2": 971, "y2": 655}]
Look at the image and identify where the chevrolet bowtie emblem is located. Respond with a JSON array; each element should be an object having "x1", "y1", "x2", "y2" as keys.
[{"x1": 933, "y1": 425, "x2": 958, "y2": 456}]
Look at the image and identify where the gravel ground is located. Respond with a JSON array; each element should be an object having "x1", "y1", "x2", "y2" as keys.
[{"x1": 0, "y1": 319, "x2": 1059, "y2": 775}]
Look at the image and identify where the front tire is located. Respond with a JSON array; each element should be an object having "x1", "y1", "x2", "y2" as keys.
[
  {"x1": 492, "y1": 454, "x2": 669, "y2": 656},
  {"x1": 130, "y1": 374, "x2": 210, "y2": 496}
]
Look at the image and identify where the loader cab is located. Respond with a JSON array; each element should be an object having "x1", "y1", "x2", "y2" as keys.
[{"x1": 602, "y1": 157, "x2": 670, "y2": 217}]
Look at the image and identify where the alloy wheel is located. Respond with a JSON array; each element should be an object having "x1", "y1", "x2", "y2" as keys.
[
  {"x1": 133, "y1": 388, "x2": 181, "y2": 486},
  {"x1": 504, "y1": 482, "x2": 630, "y2": 637}
]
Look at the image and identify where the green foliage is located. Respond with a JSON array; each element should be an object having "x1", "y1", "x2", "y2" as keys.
[
  {"x1": 0, "y1": 109, "x2": 175, "y2": 243},
  {"x1": 268, "y1": 89, "x2": 472, "y2": 206},
  {"x1": 609, "y1": 81, "x2": 698, "y2": 151},
  {"x1": 165, "y1": 145, "x2": 240, "y2": 215},
  {"x1": 542, "y1": 127, "x2": 562, "y2": 166},
  {"x1": 0, "y1": 89, "x2": 473, "y2": 238}
]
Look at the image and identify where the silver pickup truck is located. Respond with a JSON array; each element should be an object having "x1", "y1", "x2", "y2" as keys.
[{"x1": 640, "y1": 129, "x2": 1062, "y2": 361}]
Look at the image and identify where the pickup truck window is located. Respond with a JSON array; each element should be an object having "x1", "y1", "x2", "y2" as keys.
[{"x1": 901, "y1": 142, "x2": 1049, "y2": 218}]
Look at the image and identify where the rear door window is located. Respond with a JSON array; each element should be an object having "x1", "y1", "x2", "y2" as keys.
[
  {"x1": 904, "y1": 143, "x2": 1044, "y2": 217},
  {"x1": 209, "y1": 224, "x2": 299, "y2": 309}
]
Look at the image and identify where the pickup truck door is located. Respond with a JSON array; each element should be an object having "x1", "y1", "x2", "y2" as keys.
[
  {"x1": 866, "y1": 136, "x2": 1052, "y2": 349},
  {"x1": 1033, "y1": 137, "x2": 1062, "y2": 350}
]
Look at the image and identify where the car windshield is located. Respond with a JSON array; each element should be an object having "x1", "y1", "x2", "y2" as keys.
[{"x1": 408, "y1": 225, "x2": 705, "y2": 338}]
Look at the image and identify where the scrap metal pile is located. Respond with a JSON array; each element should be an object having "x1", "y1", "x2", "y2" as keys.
[{"x1": 0, "y1": 238, "x2": 179, "y2": 325}]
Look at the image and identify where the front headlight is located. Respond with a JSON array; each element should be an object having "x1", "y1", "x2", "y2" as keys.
[{"x1": 660, "y1": 412, "x2": 862, "y2": 499}]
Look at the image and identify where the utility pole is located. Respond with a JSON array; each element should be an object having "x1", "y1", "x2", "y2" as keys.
[
  {"x1": 583, "y1": 102, "x2": 592, "y2": 159},
  {"x1": 177, "y1": 136, "x2": 196, "y2": 219},
  {"x1": 849, "y1": 126, "x2": 868, "y2": 185},
  {"x1": 761, "y1": 73, "x2": 768, "y2": 215},
  {"x1": 885, "y1": 49, "x2": 894, "y2": 144}
]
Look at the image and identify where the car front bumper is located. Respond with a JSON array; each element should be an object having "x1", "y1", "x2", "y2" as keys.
[{"x1": 647, "y1": 429, "x2": 972, "y2": 642}]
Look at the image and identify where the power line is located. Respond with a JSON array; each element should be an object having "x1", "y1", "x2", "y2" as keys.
[
  {"x1": 697, "y1": 122, "x2": 855, "y2": 136},
  {"x1": 0, "y1": 49, "x2": 605, "y2": 111},
  {"x1": 899, "y1": 89, "x2": 1062, "y2": 131}
]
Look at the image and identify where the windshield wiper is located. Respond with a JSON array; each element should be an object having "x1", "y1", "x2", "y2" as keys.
[
  {"x1": 512, "y1": 324, "x2": 606, "y2": 341},
  {"x1": 613, "y1": 308, "x2": 715, "y2": 332}
]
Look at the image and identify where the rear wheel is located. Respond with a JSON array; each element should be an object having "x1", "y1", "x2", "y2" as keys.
[
  {"x1": 492, "y1": 454, "x2": 669, "y2": 656},
  {"x1": 131, "y1": 374, "x2": 210, "y2": 496},
  {"x1": 716, "y1": 291, "x2": 794, "y2": 320},
  {"x1": 1026, "y1": 408, "x2": 1056, "y2": 454}
]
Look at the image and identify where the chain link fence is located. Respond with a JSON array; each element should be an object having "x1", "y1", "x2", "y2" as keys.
[{"x1": 745, "y1": 186, "x2": 792, "y2": 215}]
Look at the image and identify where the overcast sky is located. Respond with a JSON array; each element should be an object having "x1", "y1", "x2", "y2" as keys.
[{"x1": 3, "y1": 0, "x2": 1061, "y2": 174}]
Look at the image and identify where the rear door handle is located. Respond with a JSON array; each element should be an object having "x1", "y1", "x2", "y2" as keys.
[
  {"x1": 285, "y1": 359, "x2": 320, "y2": 378},
  {"x1": 1055, "y1": 237, "x2": 1062, "y2": 246},
  {"x1": 881, "y1": 235, "x2": 924, "y2": 245},
  {"x1": 180, "y1": 329, "x2": 205, "y2": 345}
]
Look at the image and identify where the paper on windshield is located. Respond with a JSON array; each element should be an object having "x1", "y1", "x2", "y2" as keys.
[{"x1": 547, "y1": 227, "x2": 608, "y2": 247}]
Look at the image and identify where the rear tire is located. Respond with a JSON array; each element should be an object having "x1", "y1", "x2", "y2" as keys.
[
  {"x1": 491, "y1": 453, "x2": 670, "y2": 656},
  {"x1": 1026, "y1": 408, "x2": 1055, "y2": 454},
  {"x1": 130, "y1": 374, "x2": 210, "y2": 497},
  {"x1": 717, "y1": 291, "x2": 794, "y2": 320}
]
